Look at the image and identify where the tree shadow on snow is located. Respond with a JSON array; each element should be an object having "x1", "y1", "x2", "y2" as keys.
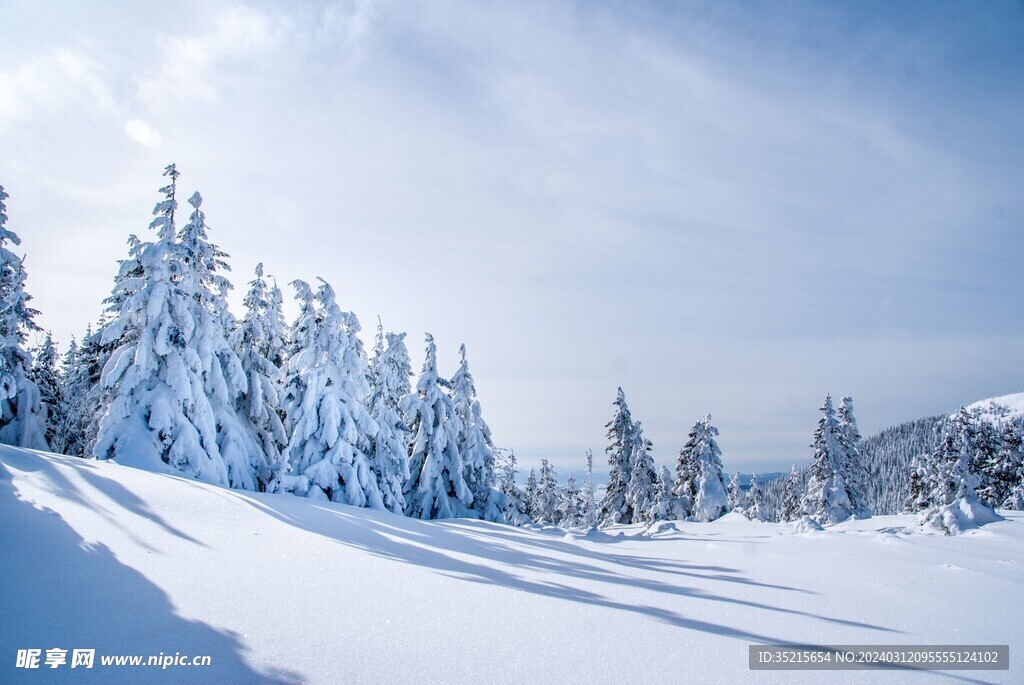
[
  {"x1": 236, "y1": 491, "x2": 906, "y2": 646},
  {"x1": 0, "y1": 458, "x2": 302, "y2": 685}
]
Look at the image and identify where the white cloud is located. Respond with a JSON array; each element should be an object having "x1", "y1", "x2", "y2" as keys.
[
  {"x1": 0, "y1": 49, "x2": 115, "y2": 130},
  {"x1": 123, "y1": 119, "x2": 162, "y2": 148}
]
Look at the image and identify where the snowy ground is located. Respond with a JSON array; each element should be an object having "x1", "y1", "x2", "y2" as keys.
[{"x1": 2, "y1": 446, "x2": 1021, "y2": 685}]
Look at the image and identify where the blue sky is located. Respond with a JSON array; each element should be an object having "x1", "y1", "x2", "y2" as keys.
[{"x1": 1, "y1": 0, "x2": 1022, "y2": 474}]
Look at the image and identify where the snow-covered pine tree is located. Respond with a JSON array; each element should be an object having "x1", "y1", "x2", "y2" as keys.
[
  {"x1": 836, "y1": 396, "x2": 871, "y2": 518},
  {"x1": 94, "y1": 165, "x2": 229, "y2": 483},
  {"x1": 917, "y1": 408, "x2": 1000, "y2": 533},
  {"x1": 744, "y1": 473, "x2": 765, "y2": 521},
  {"x1": 671, "y1": 427, "x2": 701, "y2": 520},
  {"x1": 0, "y1": 185, "x2": 48, "y2": 451},
  {"x1": 598, "y1": 387, "x2": 635, "y2": 527},
  {"x1": 726, "y1": 472, "x2": 743, "y2": 512},
  {"x1": 534, "y1": 458, "x2": 560, "y2": 524},
  {"x1": 401, "y1": 333, "x2": 471, "y2": 519},
  {"x1": 451, "y1": 343, "x2": 503, "y2": 521},
  {"x1": 779, "y1": 464, "x2": 803, "y2": 522},
  {"x1": 57, "y1": 331, "x2": 100, "y2": 457},
  {"x1": 53, "y1": 338, "x2": 87, "y2": 456},
  {"x1": 647, "y1": 464, "x2": 675, "y2": 522},
  {"x1": 974, "y1": 415, "x2": 1012, "y2": 508},
  {"x1": 367, "y1": 323, "x2": 413, "y2": 514},
  {"x1": 231, "y1": 263, "x2": 288, "y2": 490},
  {"x1": 801, "y1": 395, "x2": 858, "y2": 525},
  {"x1": 689, "y1": 415, "x2": 728, "y2": 521},
  {"x1": 176, "y1": 191, "x2": 261, "y2": 491},
  {"x1": 625, "y1": 420, "x2": 657, "y2": 524},
  {"x1": 495, "y1": 447, "x2": 524, "y2": 523},
  {"x1": 522, "y1": 467, "x2": 539, "y2": 521},
  {"x1": 557, "y1": 473, "x2": 581, "y2": 528},
  {"x1": 999, "y1": 421, "x2": 1023, "y2": 510},
  {"x1": 277, "y1": 279, "x2": 383, "y2": 508},
  {"x1": 31, "y1": 332, "x2": 64, "y2": 451},
  {"x1": 581, "y1": 449, "x2": 598, "y2": 528}
]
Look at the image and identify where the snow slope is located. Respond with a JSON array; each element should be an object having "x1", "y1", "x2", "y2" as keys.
[
  {"x1": 964, "y1": 392, "x2": 1024, "y2": 421},
  {"x1": 2, "y1": 446, "x2": 1022, "y2": 684}
]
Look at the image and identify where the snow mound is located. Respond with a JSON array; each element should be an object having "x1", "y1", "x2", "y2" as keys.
[
  {"x1": 918, "y1": 496, "x2": 1005, "y2": 535},
  {"x1": 963, "y1": 392, "x2": 1024, "y2": 421},
  {"x1": 792, "y1": 515, "x2": 825, "y2": 534}
]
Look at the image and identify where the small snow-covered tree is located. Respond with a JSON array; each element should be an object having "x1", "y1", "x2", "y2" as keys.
[
  {"x1": 779, "y1": 464, "x2": 803, "y2": 522},
  {"x1": 744, "y1": 473, "x2": 765, "y2": 521},
  {"x1": 598, "y1": 388, "x2": 635, "y2": 527},
  {"x1": 671, "y1": 429, "x2": 700, "y2": 520},
  {"x1": 534, "y1": 458, "x2": 560, "y2": 523},
  {"x1": 0, "y1": 184, "x2": 48, "y2": 450},
  {"x1": 837, "y1": 396, "x2": 871, "y2": 518},
  {"x1": 277, "y1": 279, "x2": 382, "y2": 508},
  {"x1": 366, "y1": 323, "x2": 412, "y2": 514},
  {"x1": 451, "y1": 343, "x2": 503, "y2": 521},
  {"x1": 402, "y1": 333, "x2": 470, "y2": 519},
  {"x1": 31, "y1": 332, "x2": 64, "y2": 451},
  {"x1": 625, "y1": 420, "x2": 657, "y2": 523},
  {"x1": 557, "y1": 473, "x2": 581, "y2": 528},
  {"x1": 726, "y1": 472, "x2": 743, "y2": 512},
  {"x1": 94, "y1": 165, "x2": 228, "y2": 483},
  {"x1": 231, "y1": 263, "x2": 288, "y2": 489},
  {"x1": 495, "y1": 447, "x2": 524, "y2": 523},
  {"x1": 522, "y1": 467, "x2": 539, "y2": 521},
  {"x1": 581, "y1": 449, "x2": 598, "y2": 528},
  {"x1": 648, "y1": 464, "x2": 675, "y2": 522}
]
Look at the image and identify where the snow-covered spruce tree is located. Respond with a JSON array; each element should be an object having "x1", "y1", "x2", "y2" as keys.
[
  {"x1": 31, "y1": 332, "x2": 64, "y2": 451},
  {"x1": 366, "y1": 323, "x2": 413, "y2": 514},
  {"x1": 521, "y1": 467, "x2": 539, "y2": 521},
  {"x1": 557, "y1": 473, "x2": 581, "y2": 528},
  {"x1": 0, "y1": 185, "x2": 48, "y2": 450},
  {"x1": 836, "y1": 396, "x2": 871, "y2": 518},
  {"x1": 726, "y1": 472, "x2": 743, "y2": 512},
  {"x1": 57, "y1": 331, "x2": 98, "y2": 457},
  {"x1": 974, "y1": 415, "x2": 1012, "y2": 508},
  {"x1": 401, "y1": 333, "x2": 470, "y2": 519},
  {"x1": 176, "y1": 191, "x2": 261, "y2": 491},
  {"x1": 779, "y1": 464, "x2": 803, "y2": 522},
  {"x1": 451, "y1": 343, "x2": 505, "y2": 521},
  {"x1": 94, "y1": 165, "x2": 229, "y2": 483},
  {"x1": 688, "y1": 415, "x2": 728, "y2": 521},
  {"x1": 744, "y1": 473, "x2": 765, "y2": 521},
  {"x1": 625, "y1": 420, "x2": 657, "y2": 524},
  {"x1": 647, "y1": 464, "x2": 675, "y2": 522},
  {"x1": 917, "y1": 408, "x2": 1001, "y2": 534},
  {"x1": 581, "y1": 449, "x2": 598, "y2": 528},
  {"x1": 534, "y1": 458, "x2": 560, "y2": 524},
  {"x1": 999, "y1": 421, "x2": 1024, "y2": 510},
  {"x1": 230, "y1": 263, "x2": 288, "y2": 490},
  {"x1": 277, "y1": 279, "x2": 383, "y2": 507},
  {"x1": 53, "y1": 338, "x2": 86, "y2": 456},
  {"x1": 671, "y1": 427, "x2": 700, "y2": 520},
  {"x1": 801, "y1": 395, "x2": 859, "y2": 525},
  {"x1": 495, "y1": 447, "x2": 525, "y2": 523},
  {"x1": 598, "y1": 387, "x2": 635, "y2": 526}
]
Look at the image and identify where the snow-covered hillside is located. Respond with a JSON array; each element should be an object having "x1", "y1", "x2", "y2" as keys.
[
  {"x1": 3, "y1": 446, "x2": 1022, "y2": 684},
  {"x1": 965, "y1": 392, "x2": 1024, "y2": 422}
]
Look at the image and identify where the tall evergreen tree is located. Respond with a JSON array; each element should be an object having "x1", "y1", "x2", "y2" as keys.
[
  {"x1": 625, "y1": 420, "x2": 657, "y2": 523},
  {"x1": 974, "y1": 416, "x2": 1012, "y2": 508},
  {"x1": 744, "y1": 473, "x2": 765, "y2": 521},
  {"x1": 648, "y1": 464, "x2": 675, "y2": 522},
  {"x1": 671, "y1": 426, "x2": 700, "y2": 520},
  {"x1": 726, "y1": 472, "x2": 743, "y2": 512},
  {"x1": 451, "y1": 343, "x2": 502, "y2": 521},
  {"x1": 277, "y1": 279, "x2": 383, "y2": 508},
  {"x1": 0, "y1": 184, "x2": 48, "y2": 450},
  {"x1": 581, "y1": 449, "x2": 598, "y2": 528},
  {"x1": 557, "y1": 472, "x2": 581, "y2": 528},
  {"x1": 231, "y1": 263, "x2": 288, "y2": 489},
  {"x1": 801, "y1": 395, "x2": 857, "y2": 524},
  {"x1": 598, "y1": 387, "x2": 635, "y2": 526},
  {"x1": 689, "y1": 414, "x2": 728, "y2": 521},
  {"x1": 367, "y1": 323, "x2": 413, "y2": 514},
  {"x1": 837, "y1": 396, "x2": 871, "y2": 518},
  {"x1": 94, "y1": 165, "x2": 229, "y2": 484},
  {"x1": 534, "y1": 458, "x2": 560, "y2": 524},
  {"x1": 495, "y1": 447, "x2": 524, "y2": 523},
  {"x1": 401, "y1": 333, "x2": 470, "y2": 519},
  {"x1": 999, "y1": 421, "x2": 1024, "y2": 510},
  {"x1": 522, "y1": 467, "x2": 539, "y2": 521}
]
